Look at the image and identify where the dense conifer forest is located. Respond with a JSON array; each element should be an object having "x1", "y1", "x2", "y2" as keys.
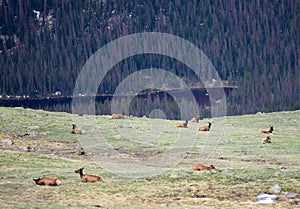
[{"x1": 0, "y1": 0, "x2": 299, "y2": 115}]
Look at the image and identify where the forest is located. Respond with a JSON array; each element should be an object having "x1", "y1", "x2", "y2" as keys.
[{"x1": 0, "y1": 0, "x2": 299, "y2": 116}]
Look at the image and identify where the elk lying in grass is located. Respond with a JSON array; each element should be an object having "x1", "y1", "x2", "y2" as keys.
[
  {"x1": 75, "y1": 167, "x2": 103, "y2": 183},
  {"x1": 33, "y1": 177, "x2": 61, "y2": 186},
  {"x1": 198, "y1": 122, "x2": 211, "y2": 131},
  {"x1": 176, "y1": 120, "x2": 188, "y2": 128},
  {"x1": 261, "y1": 126, "x2": 273, "y2": 134},
  {"x1": 192, "y1": 163, "x2": 216, "y2": 171},
  {"x1": 111, "y1": 111, "x2": 126, "y2": 119},
  {"x1": 71, "y1": 124, "x2": 83, "y2": 134},
  {"x1": 262, "y1": 136, "x2": 271, "y2": 144},
  {"x1": 190, "y1": 117, "x2": 200, "y2": 123}
]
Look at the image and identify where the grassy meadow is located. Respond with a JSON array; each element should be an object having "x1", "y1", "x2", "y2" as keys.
[{"x1": 0, "y1": 106, "x2": 299, "y2": 208}]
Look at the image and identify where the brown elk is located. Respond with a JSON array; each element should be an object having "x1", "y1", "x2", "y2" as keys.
[
  {"x1": 75, "y1": 167, "x2": 103, "y2": 183},
  {"x1": 111, "y1": 111, "x2": 126, "y2": 119},
  {"x1": 198, "y1": 122, "x2": 211, "y2": 131},
  {"x1": 262, "y1": 136, "x2": 271, "y2": 144},
  {"x1": 190, "y1": 117, "x2": 200, "y2": 123},
  {"x1": 192, "y1": 163, "x2": 216, "y2": 171},
  {"x1": 176, "y1": 120, "x2": 188, "y2": 128},
  {"x1": 33, "y1": 177, "x2": 61, "y2": 186},
  {"x1": 71, "y1": 124, "x2": 83, "y2": 134},
  {"x1": 260, "y1": 126, "x2": 273, "y2": 134}
]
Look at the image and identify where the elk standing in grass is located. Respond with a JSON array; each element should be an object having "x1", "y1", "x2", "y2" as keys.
[
  {"x1": 261, "y1": 126, "x2": 273, "y2": 134},
  {"x1": 192, "y1": 163, "x2": 216, "y2": 171},
  {"x1": 33, "y1": 177, "x2": 61, "y2": 186},
  {"x1": 198, "y1": 122, "x2": 211, "y2": 131},
  {"x1": 75, "y1": 167, "x2": 103, "y2": 183},
  {"x1": 71, "y1": 124, "x2": 83, "y2": 134},
  {"x1": 176, "y1": 120, "x2": 188, "y2": 128}
]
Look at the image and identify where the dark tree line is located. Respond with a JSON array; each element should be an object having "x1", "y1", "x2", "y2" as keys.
[{"x1": 0, "y1": 0, "x2": 299, "y2": 115}]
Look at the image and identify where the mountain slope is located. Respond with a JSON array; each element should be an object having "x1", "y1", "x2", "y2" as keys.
[{"x1": 0, "y1": 0, "x2": 299, "y2": 115}]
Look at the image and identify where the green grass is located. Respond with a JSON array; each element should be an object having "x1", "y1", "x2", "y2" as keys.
[{"x1": 0, "y1": 107, "x2": 299, "y2": 208}]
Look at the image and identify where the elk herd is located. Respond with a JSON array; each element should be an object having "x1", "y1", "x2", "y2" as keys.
[
  {"x1": 176, "y1": 117, "x2": 212, "y2": 132},
  {"x1": 176, "y1": 117, "x2": 274, "y2": 145},
  {"x1": 33, "y1": 167, "x2": 103, "y2": 186},
  {"x1": 34, "y1": 112, "x2": 275, "y2": 186},
  {"x1": 33, "y1": 163, "x2": 216, "y2": 186}
]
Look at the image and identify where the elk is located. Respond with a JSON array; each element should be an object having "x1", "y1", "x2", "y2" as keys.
[
  {"x1": 75, "y1": 167, "x2": 103, "y2": 183},
  {"x1": 190, "y1": 117, "x2": 200, "y2": 123},
  {"x1": 262, "y1": 136, "x2": 271, "y2": 144},
  {"x1": 33, "y1": 177, "x2": 61, "y2": 186},
  {"x1": 111, "y1": 111, "x2": 126, "y2": 119},
  {"x1": 192, "y1": 163, "x2": 216, "y2": 171},
  {"x1": 198, "y1": 122, "x2": 211, "y2": 131},
  {"x1": 176, "y1": 120, "x2": 188, "y2": 128},
  {"x1": 260, "y1": 126, "x2": 273, "y2": 134},
  {"x1": 71, "y1": 124, "x2": 83, "y2": 134}
]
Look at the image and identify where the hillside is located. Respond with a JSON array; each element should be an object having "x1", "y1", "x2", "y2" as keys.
[
  {"x1": 0, "y1": 0, "x2": 299, "y2": 115},
  {"x1": 0, "y1": 107, "x2": 299, "y2": 208}
]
